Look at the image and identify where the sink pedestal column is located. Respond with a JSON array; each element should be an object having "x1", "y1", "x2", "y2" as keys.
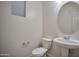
[
  {"x1": 61, "y1": 47, "x2": 69, "y2": 57},
  {"x1": 53, "y1": 42, "x2": 69, "y2": 57}
]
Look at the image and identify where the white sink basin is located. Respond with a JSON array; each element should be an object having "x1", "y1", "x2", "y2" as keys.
[{"x1": 53, "y1": 37, "x2": 79, "y2": 48}]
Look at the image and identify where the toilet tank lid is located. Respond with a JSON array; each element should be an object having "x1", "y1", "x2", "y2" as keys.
[{"x1": 42, "y1": 38, "x2": 52, "y2": 42}]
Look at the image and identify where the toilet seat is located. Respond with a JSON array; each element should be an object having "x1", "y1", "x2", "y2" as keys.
[{"x1": 32, "y1": 47, "x2": 48, "y2": 57}]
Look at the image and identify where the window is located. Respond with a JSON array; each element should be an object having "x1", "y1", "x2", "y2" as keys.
[{"x1": 11, "y1": 1, "x2": 26, "y2": 17}]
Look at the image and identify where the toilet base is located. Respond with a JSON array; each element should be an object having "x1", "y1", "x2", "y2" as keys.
[{"x1": 47, "y1": 53, "x2": 54, "y2": 57}]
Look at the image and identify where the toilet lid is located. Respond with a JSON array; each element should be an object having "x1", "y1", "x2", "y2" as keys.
[{"x1": 32, "y1": 47, "x2": 48, "y2": 55}]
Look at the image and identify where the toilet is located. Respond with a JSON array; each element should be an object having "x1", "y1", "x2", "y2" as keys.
[{"x1": 32, "y1": 38, "x2": 52, "y2": 57}]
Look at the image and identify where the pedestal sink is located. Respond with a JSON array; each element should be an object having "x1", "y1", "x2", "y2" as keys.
[
  {"x1": 56, "y1": 1, "x2": 79, "y2": 57},
  {"x1": 53, "y1": 37, "x2": 79, "y2": 48},
  {"x1": 53, "y1": 37, "x2": 79, "y2": 57}
]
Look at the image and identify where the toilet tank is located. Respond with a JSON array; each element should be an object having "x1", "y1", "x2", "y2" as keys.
[{"x1": 42, "y1": 38, "x2": 52, "y2": 49}]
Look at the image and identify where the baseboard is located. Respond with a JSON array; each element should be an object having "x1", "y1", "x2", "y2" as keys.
[{"x1": 0, "y1": 53, "x2": 10, "y2": 57}]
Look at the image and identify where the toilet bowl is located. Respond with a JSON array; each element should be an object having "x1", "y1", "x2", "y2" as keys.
[{"x1": 32, "y1": 38, "x2": 52, "y2": 57}]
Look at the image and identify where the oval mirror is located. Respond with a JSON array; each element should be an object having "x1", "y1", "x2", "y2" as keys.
[{"x1": 58, "y1": 2, "x2": 79, "y2": 35}]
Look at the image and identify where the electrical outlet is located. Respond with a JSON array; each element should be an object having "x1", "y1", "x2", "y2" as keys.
[
  {"x1": 27, "y1": 41, "x2": 29, "y2": 44},
  {"x1": 22, "y1": 41, "x2": 30, "y2": 47},
  {"x1": 22, "y1": 42, "x2": 26, "y2": 46}
]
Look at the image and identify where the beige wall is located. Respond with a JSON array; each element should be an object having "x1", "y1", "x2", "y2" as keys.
[
  {"x1": 0, "y1": 1, "x2": 43, "y2": 57},
  {"x1": 43, "y1": 1, "x2": 66, "y2": 38}
]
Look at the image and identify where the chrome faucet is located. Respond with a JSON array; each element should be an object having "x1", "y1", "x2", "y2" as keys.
[{"x1": 64, "y1": 35, "x2": 70, "y2": 40}]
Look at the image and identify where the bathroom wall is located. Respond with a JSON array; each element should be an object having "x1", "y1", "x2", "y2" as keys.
[
  {"x1": 0, "y1": 1, "x2": 43, "y2": 57},
  {"x1": 43, "y1": 1, "x2": 66, "y2": 38},
  {"x1": 43, "y1": 1, "x2": 79, "y2": 57}
]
